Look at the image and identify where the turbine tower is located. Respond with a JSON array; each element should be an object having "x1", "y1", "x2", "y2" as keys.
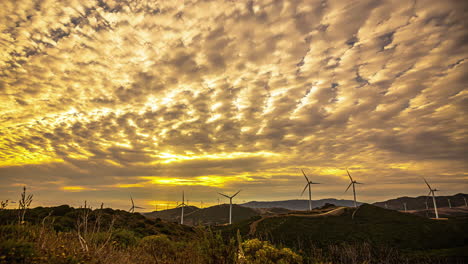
[
  {"x1": 218, "y1": 190, "x2": 241, "y2": 224},
  {"x1": 177, "y1": 191, "x2": 187, "y2": 224},
  {"x1": 447, "y1": 198, "x2": 451, "y2": 208},
  {"x1": 129, "y1": 195, "x2": 144, "y2": 213},
  {"x1": 403, "y1": 202, "x2": 407, "y2": 212},
  {"x1": 345, "y1": 169, "x2": 363, "y2": 208},
  {"x1": 423, "y1": 178, "x2": 439, "y2": 219},
  {"x1": 300, "y1": 169, "x2": 320, "y2": 211},
  {"x1": 464, "y1": 197, "x2": 467, "y2": 207}
]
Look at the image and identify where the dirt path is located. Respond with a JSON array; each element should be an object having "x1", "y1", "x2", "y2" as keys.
[{"x1": 248, "y1": 207, "x2": 347, "y2": 235}]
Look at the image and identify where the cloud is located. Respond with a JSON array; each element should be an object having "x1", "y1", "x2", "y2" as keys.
[{"x1": 0, "y1": 0, "x2": 466, "y2": 207}]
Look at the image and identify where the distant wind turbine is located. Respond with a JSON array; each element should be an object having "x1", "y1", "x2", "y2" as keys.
[
  {"x1": 300, "y1": 169, "x2": 320, "y2": 211},
  {"x1": 464, "y1": 197, "x2": 467, "y2": 207},
  {"x1": 447, "y1": 198, "x2": 451, "y2": 208},
  {"x1": 345, "y1": 169, "x2": 363, "y2": 208},
  {"x1": 423, "y1": 178, "x2": 439, "y2": 219},
  {"x1": 177, "y1": 191, "x2": 187, "y2": 225},
  {"x1": 129, "y1": 195, "x2": 144, "y2": 213},
  {"x1": 218, "y1": 190, "x2": 241, "y2": 224},
  {"x1": 403, "y1": 202, "x2": 407, "y2": 212}
]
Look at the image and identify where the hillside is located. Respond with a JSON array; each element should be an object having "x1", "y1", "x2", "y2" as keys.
[
  {"x1": 242, "y1": 198, "x2": 360, "y2": 210},
  {"x1": 373, "y1": 193, "x2": 468, "y2": 212},
  {"x1": 145, "y1": 204, "x2": 260, "y2": 225},
  {"x1": 219, "y1": 204, "x2": 468, "y2": 258},
  {"x1": 144, "y1": 206, "x2": 199, "y2": 222},
  {"x1": 0, "y1": 205, "x2": 196, "y2": 239}
]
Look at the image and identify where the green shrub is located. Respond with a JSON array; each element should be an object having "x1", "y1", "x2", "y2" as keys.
[
  {"x1": 0, "y1": 239, "x2": 36, "y2": 264},
  {"x1": 139, "y1": 234, "x2": 176, "y2": 262},
  {"x1": 241, "y1": 239, "x2": 302, "y2": 264},
  {"x1": 111, "y1": 229, "x2": 138, "y2": 248}
]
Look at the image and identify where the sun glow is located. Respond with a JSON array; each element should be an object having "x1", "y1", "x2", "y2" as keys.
[
  {"x1": 141, "y1": 175, "x2": 235, "y2": 187},
  {"x1": 154, "y1": 151, "x2": 279, "y2": 164}
]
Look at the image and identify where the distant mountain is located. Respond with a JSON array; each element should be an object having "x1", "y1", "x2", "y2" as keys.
[
  {"x1": 144, "y1": 205, "x2": 199, "y2": 222},
  {"x1": 241, "y1": 198, "x2": 361, "y2": 210},
  {"x1": 144, "y1": 204, "x2": 261, "y2": 225},
  {"x1": 373, "y1": 193, "x2": 468, "y2": 211}
]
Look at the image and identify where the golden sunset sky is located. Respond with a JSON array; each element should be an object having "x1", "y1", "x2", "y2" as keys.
[{"x1": 0, "y1": 0, "x2": 466, "y2": 210}]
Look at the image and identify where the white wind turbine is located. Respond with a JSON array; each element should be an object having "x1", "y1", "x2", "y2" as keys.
[
  {"x1": 423, "y1": 178, "x2": 439, "y2": 219},
  {"x1": 300, "y1": 169, "x2": 320, "y2": 211},
  {"x1": 177, "y1": 191, "x2": 187, "y2": 224},
  {"x1": 345, "y1": 169, "x2": 363, "y2": 208},
  {"x1": 129, "y1": 195, "x2": 144, "y2": 213},
  {"x1": 218, "y1": 190, "x2": 241, "y2": 224}
]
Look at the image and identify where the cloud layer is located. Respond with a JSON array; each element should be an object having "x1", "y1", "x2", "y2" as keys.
[{"x1": 0, "y1": 0, "x2": 467, "y2": 209}]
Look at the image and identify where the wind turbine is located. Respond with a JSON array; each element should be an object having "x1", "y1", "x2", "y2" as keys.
[
  {"x1": 464, "y1": 197, "x2": 467, "y2": 207},
  {"x1": 403, "y1": 202, "x2": 407, "y2": 212},
  {"x1": 447, "y1": 198, "x2": 452, "y2": 208},
  {"x1": 218, "y1": 190, "x2": 241, "y2": 224},
  {"x1": 177, "y1": 191, "x2": 187, "y2": 224},
  {"x1": 300, "y1": 169, "x2": 320, "y2": 211},
  {"x1": 423, "y1": 178, "x2": 439, "y2": 219},
  {"x1": 345, "y1": 169, "x2": 363, "y2": 208},
  {"x1": 129, "y1": 196, "x2": 144, "y2": 213}
]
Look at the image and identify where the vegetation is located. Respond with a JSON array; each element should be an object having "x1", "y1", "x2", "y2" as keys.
[{"x1": 1, "y1": 190, "x2": 467, "y2": 263}]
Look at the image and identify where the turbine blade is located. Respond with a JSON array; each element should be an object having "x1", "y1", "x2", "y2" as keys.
[
  {"x1": 301, "y1": 169, "x2": 310, "y2": 182},
  {"x1": 423, "y1": 178, "x2": 432, "y2": 190},
  {"x1": 345, "y1": 182, "x2": 353, "y2": 193},
  {"x1": 427, "y1": 190, "x2": 432, "y2": 196},
  {"x1": 218, "y1": 192, "x2": 230, "y2": 199},
  {"x1": 301, "y1": 184, "x2": 309, "y2": 196},
  {"x1": 355, "y1": 182, "x2": 364, "y2": 184},
  {"x1": 232, "y1": 190, "x2": 241, "y2": 198},
  {"x1": 135, "y1": 206, "x2": 144, "y2": 209},
  {"x1": 310, "y1": 182, "x2": 321, "y2": 184},
  {"x1": 131, "y1": 196, "x2": 134, "y2": 207},
  {"x1": 346, "y1": 169, "x2": 354, "y2": 182}
]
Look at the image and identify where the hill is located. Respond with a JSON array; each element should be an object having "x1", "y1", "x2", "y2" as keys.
[
  {"x1": 373, "y1": 193, "x2": 468, "y2": 212},
  {"x1": 0, "y1": 204, "x2": 196, "y2": 239},
  {"x1": 145, "y1": 204, "x2": 260, "y2": 225},
  {"x1": 143, "y1": 205, "x2": 199, "y2": 222},
  {"x1": 242, "y1": 198, "x2": 360, "y2": 210},
  {"x1": 218, "y1": 204, "x2": 468, "y2": 258}
]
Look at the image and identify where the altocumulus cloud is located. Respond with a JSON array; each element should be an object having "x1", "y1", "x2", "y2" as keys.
[{"x1": 0, "y1": 0, "x2": 466, "y2": 209}]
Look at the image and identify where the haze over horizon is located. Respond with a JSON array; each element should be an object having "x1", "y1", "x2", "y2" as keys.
[{"x1": 0, "y1": 0, "x2": 467, "y2": 211}]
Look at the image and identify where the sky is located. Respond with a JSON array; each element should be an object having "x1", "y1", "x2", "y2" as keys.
[{"x1": 0, "y1": 0, "x2": 467, "y2": 211}]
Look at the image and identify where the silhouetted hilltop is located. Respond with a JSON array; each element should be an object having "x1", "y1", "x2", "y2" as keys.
[
  {"x1": 373, "y1": 193, "x2": 468, "y2": 212},
  {"x1": 144, "y1": 205, "x2": 199, "y2": 222},
  {"x1": 242, "y1": 198, "x2": 360, "y2": 210},
  {"x1": 0, "y1": 205, "x2": 196, "y2": 239},
  {"x1": 145, "y1": 204, "x2": 259, "y2": 225}
]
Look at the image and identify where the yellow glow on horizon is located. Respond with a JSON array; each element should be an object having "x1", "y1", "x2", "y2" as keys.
[
  {"x1": 154, "y1": 151, "x2": 279, "y2": 164},
  {"x1": 61, "y1": 186, "x2": 95, "y2": 192},
  {"x1": 113, "y1": 183, "x2": 146, "y2": 188},
  {"x1": 141, "y1": 175, "x2": 233, "y2": 187}
]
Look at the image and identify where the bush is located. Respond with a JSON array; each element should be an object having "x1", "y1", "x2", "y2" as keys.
[
  {"x1": 111, "y1": 229, "x2": 138, "y2": 248},
  {"x1": 0, "y1": 239, "x2": 36, "y2": 264},
  {"x1": 139, "y1": 234, "x2": 176, "y2": 262},
  {"x1": 241, "y1": 239, "x2": 302, "y2": 264}
]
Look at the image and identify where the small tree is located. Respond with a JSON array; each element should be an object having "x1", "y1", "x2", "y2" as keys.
[
  {"x1": 0, "y1": 200, "x2": 8, "y2": 210},
  {"x1": 18, "y1": 186, "x2": 33, "y2": 224}
]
